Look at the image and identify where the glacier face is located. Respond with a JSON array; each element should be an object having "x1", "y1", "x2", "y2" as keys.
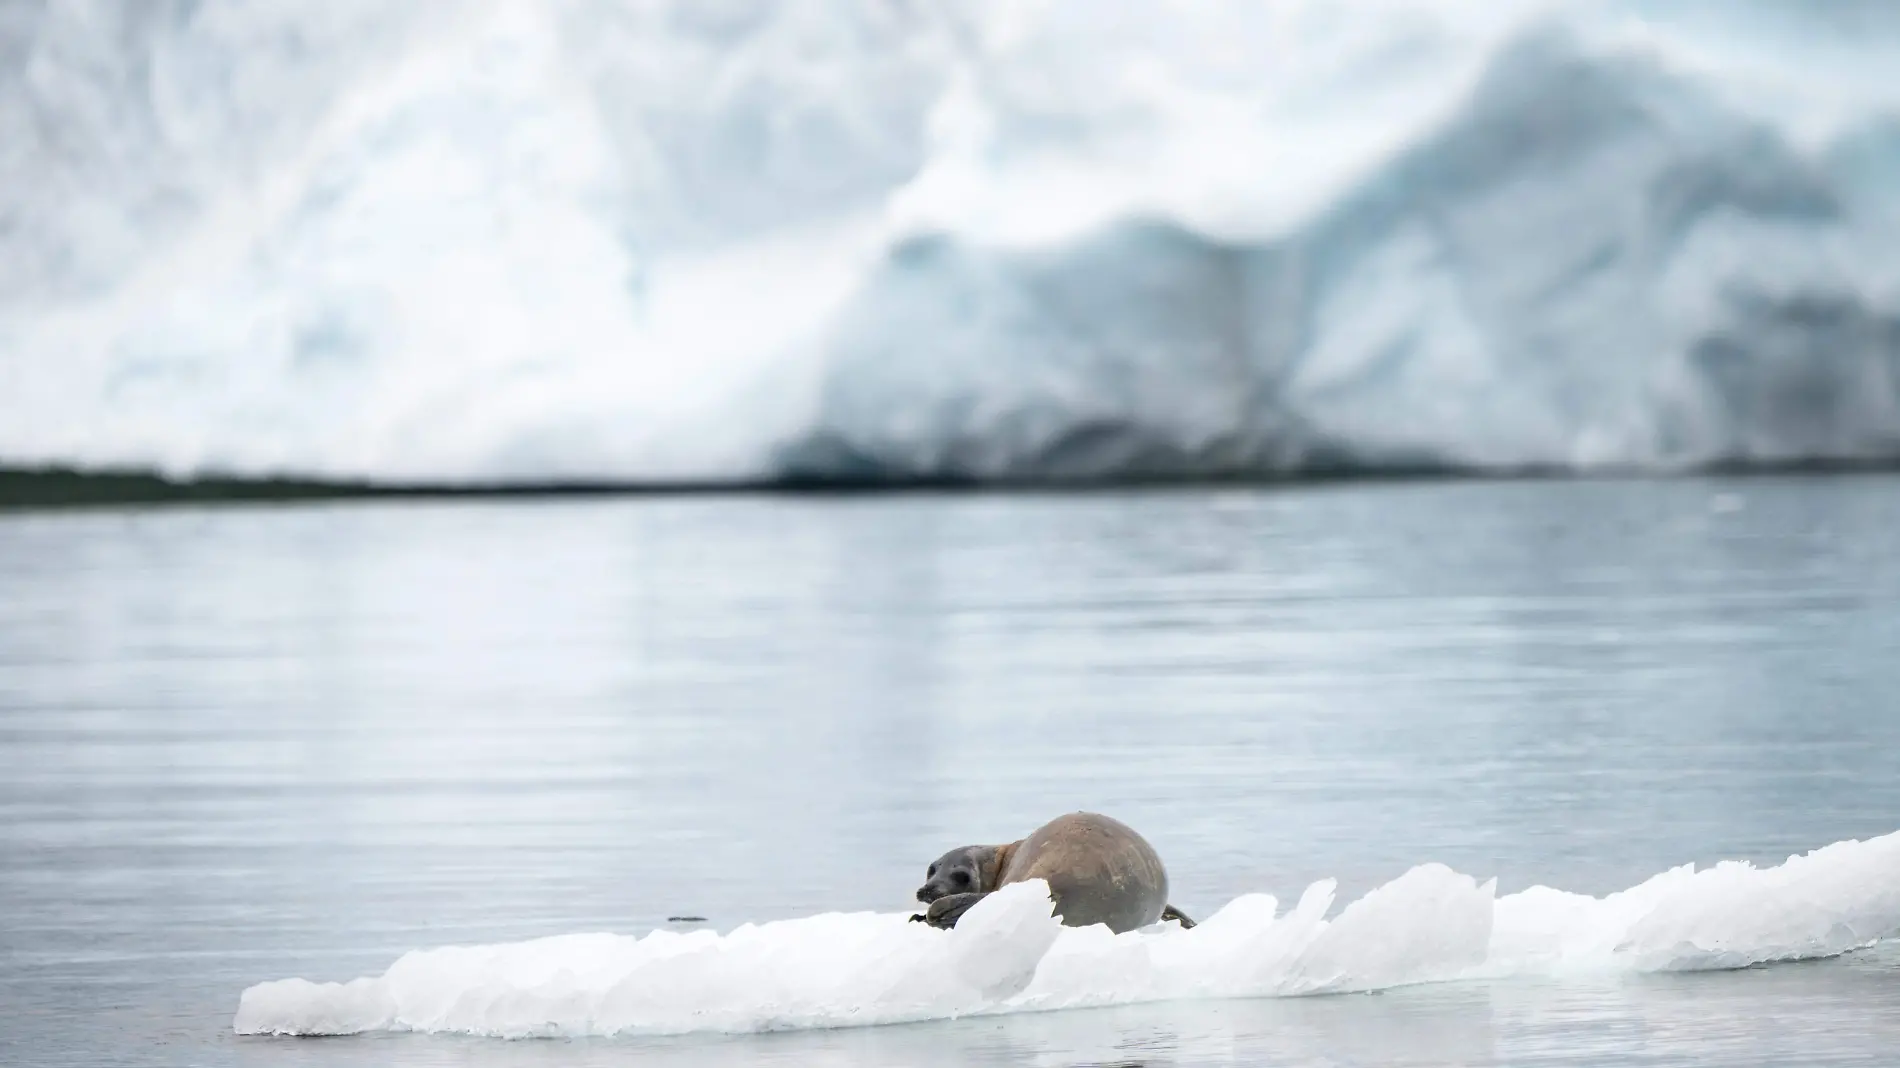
[{"x1": 3, "y1": 0, "x2": 1900, "y2": 484}]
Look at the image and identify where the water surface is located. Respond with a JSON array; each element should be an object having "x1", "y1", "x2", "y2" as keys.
[{"x1": 3, "y1": 475, "x2": 1899, "y2": 1065}]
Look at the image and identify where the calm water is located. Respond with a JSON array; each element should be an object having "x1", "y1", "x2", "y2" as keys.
[{"x1": 3, "y1": 475, "x2": 1899, "y2": 1066}]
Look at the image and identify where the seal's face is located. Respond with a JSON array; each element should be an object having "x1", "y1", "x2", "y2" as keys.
[{"x1": 915, "y1": 846, "x2": 988, "y2": 904}]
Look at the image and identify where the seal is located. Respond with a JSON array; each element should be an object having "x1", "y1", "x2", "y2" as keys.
[{"x1": 910, "y1": 811, "x2": 1196, "y2": 933}]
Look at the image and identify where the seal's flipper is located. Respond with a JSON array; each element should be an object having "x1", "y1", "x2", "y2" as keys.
[
  {"x1": 1161, "y1": 904, "x2": 1196, "y2": 929},
  {"x1": 923, "y1": 891, "x2": 989, "y2": 930}
]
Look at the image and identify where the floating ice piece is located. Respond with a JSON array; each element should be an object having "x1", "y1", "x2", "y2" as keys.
[{"x1": 235, "y1": 828, "x2": 1900, "y2": 1038}]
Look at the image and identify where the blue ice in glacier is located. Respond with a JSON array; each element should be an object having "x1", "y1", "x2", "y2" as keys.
[{"x1": 4, "y1": 1, "x2": 1900, "y2": 483}]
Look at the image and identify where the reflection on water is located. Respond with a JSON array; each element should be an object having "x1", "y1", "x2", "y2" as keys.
[{"x1": 3, "y1": 475, "x2": 1900, "y2": 1066}]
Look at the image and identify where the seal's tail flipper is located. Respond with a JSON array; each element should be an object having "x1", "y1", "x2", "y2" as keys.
[{"x1": 1161, "y1": 904, "x2": 1196, "y2": 929}]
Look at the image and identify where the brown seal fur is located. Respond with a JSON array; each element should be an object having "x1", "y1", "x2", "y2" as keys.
[{"x1": 911, "y1": 811, "x2": 1195, "y2": 933}]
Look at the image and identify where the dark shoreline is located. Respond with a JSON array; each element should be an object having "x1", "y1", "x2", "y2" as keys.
[{"x1": 5, "y1": 458, "x2": 1900, "y2": 511}]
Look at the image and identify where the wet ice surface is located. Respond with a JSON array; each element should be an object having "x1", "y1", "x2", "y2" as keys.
[
  {"x1": 5, "y1": 475, "x2": 1900, "y2": 1066},
  {"x1": 216, "y1": 949, "x2": 1900, "y2": 1068}
]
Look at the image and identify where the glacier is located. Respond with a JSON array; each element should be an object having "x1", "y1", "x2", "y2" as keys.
[
  {"x1": 232, "y1": 827, "x2": 1900, "y2": 1038},
  {"x1": 5, "y1": 0, "x2": 1900, "y2": 485}
]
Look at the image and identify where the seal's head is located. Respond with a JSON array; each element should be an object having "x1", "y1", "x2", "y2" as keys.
[{"x1": 915, "y1": 845, "x2": 1001, "y2": 904}]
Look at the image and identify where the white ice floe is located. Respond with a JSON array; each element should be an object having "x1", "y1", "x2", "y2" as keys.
[{"x1": 235, "y1": 828, "x2": 1900, "y2": 1038}]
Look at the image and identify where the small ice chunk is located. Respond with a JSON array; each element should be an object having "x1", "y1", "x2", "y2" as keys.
[{"x1": 234, "y1": 977, "x2": 395, "y2": 1036}]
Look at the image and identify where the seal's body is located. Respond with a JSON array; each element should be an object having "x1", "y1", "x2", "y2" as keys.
[{"x1": 913, "y1": 812, "x2": 1195, "y2": 933}]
